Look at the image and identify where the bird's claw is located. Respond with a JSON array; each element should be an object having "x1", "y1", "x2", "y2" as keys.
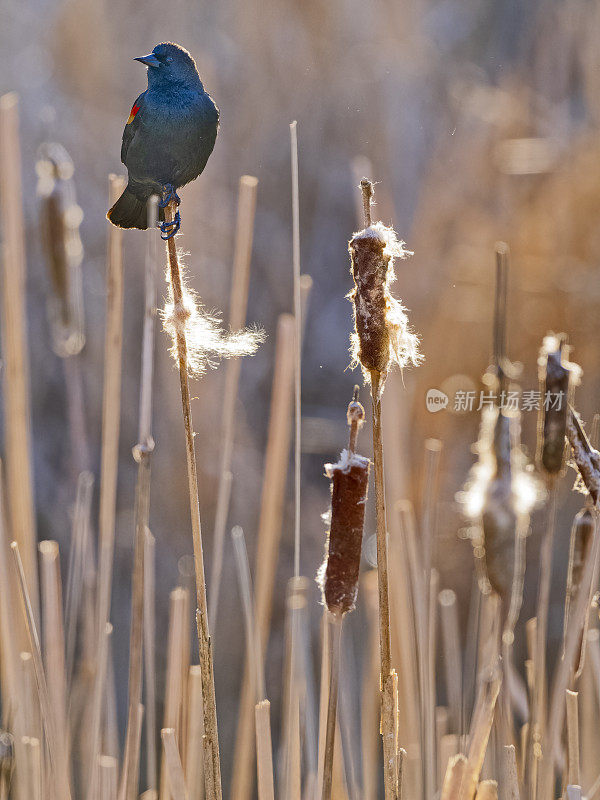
[
  {"x1": 160, "y1": 209, "x2": 181, "y2": 240},
  {"x1": 159, "y1": 184, "x2": 181, "y2": 208}
]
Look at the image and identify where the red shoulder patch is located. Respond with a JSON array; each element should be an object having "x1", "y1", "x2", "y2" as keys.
[{"x1": 127, "y1": 103, "x2": 140, "y2": 125}]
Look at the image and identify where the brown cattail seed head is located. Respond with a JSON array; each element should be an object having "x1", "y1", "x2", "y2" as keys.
[
  {"x1": 318, "y1": 450, "x2": 370, "y2": 616},
  {"x1": 565, "y1": 507, "x2": 596, "y2": 621},
  {"x1": 537, "y1": 335, "x2": 581, "y2": 476},
  {"x1": 348, "y1": 221, "x2": 421, "y2": 385}
]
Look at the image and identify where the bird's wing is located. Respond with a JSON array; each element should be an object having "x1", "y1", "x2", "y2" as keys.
[{"x1": 121, "y1": 91, "x2": 147, "y2": 166}]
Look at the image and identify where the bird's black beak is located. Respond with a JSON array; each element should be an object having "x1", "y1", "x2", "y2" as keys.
[{"x1": 134, "y1": 54, "x2": 161, "y2": 68}]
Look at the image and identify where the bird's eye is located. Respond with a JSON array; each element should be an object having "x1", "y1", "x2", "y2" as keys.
[{"x1": 166, "y1": 56, "x2": 173, "y2": 64}]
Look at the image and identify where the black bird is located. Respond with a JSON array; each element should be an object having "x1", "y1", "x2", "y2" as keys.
[{"x1": 107, "y1": 42, "x2": 219, "y2": 230}]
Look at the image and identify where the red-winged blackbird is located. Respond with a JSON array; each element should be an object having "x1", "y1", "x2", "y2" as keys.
[{"x1": 107, "y1": 42, "x2": 219, "y2": 230}]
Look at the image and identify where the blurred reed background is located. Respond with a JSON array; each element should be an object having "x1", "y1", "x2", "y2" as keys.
[{"x1": 2, "y1": 0, "x2": 600, "y2": 796}]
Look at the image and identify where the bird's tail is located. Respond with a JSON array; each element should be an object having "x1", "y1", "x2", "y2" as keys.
[{"x1": 107, "y1": 185, "x2": 164, "y2": 230}]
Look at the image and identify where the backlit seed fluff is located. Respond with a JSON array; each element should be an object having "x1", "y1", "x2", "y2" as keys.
[{"x1": 348, "y1": 222, "x2": 422, "y2": 387}]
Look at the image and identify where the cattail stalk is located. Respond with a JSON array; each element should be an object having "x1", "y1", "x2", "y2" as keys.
[
  {"x1": 163, "y1": 200, "x2": 222, "y2": 799},
  {"x1": 499, "y1": 744, "x2": 520, "y2": 800},
  {"x1": 87, "y1": 174, "x2": 126, "y2": 800},
  {"x1": 39, "y1": 541, "x2": 69, "y2": 790},
  {"x1": 120, "y1": 196, "x2": 158, "y2": 800},
  {"x1": 231, "y1": 314, "x2": 295, "y2": 800},
  {"x1": 439, "y1": 589, "x2": 463, "y2": 734},
  {"x1": 161, "y1": 729, "x2": 188, "y2": 800},
  {"x1": 209, "y1": 175, "x2": 258, "y2": 634},
  {"x1": 11, "y1": 542, "x2": 72, "y2": 800},
  {"x1": 231, "y1": 526, "x2": 274, "y2": 800},
  {"x1": 144, "y1": 528, "x2": 158, "y2": 792},
  {"x1": 185, "y1": 666, "x2": 205, "y2": 800},
  {"x1": 0, "y1": 93, "x2": 39, "y2": 630},
  {"x1": 566, "y1": 690, "x2": 580, "y2": 786}
]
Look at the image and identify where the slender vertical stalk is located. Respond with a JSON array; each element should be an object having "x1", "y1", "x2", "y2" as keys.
[
  {"x1": 120, "y1": 195, "x2": 158, "y2": 800},
  {"x1": 162, "y1": 729, "x2": 188, "y2": 800},
  {"x1": 11, "y1": 542, "x2": 72, "y2": 800},
  {"x1": 0, "y1": 92, "x2": 38, "y2": 629},
  {"x1": 370, "y1": 369, "x2": 397, "y2": 800},
  {"x1": 209, "y1": 175, "x2": 258, "y2": 634},
  {"x1": 322, "y1": 614, "x2": 342, "y2": 800},
  {"x1": 231, "y1": 314, "x2": 295, "y2": 800},
  {"x1": 290, "y1": 121, "x2": 302, "y2": 580},
  {"x1": 144, "y1": 528, "x2": 158, "y2": 793},
  {"x1": 163, "y1": 201, "x2": 221, "y2": 799},
  {"x1": 88, "y1": 174, "x2": 126, "y2": 800}
]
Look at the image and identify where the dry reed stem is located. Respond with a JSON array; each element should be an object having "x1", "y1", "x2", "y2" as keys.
[
  {"x1": 580, "y1": 629, "x2": 600, "y2": 788},
  {"x1": 144, "y1": 528, "x2": 158, "y2": 792},
  {"x1": 64, "y1": 471, "x2": 94, "y2": 692},
  {"x1": 0, "y1": 463, "x2": 21, "y2": 735},
  {"x1": 322, "y1": 613, "x2": 342, "y2": 800},
  {"x1": 441, "y1": 754, "x2": 468, "y2": 800},
  {"x1": 22, "y1": 737, "x2": 41, "y2": 800},
  {"x1": 462, "y1": 670, "x2": 501, "y2": 800},
  {"x1": 540, "y1": 514, "x2": 600, "y2": 798},
  {"x1": 566, "y1": 690, "x2": 580, "y2": 787},
  {"x1": 475, "y1": 780, "x2": 498, "y2": 800},
  {"x1": 185, "y1": 666, "x2": 205, "y2": 800},
  {"x1": 255, "y1": 700, "x2": 275, "y2": 800},
  {"x1": 566, "y1": 787, "x2": 582, "y2": 800},
  {"x1": 209, "y1": 174, "x2": 258, "y2": 634},
  {"x1": 88, "y1": 174, "x2": 126, "y2": 800},
  {"x1": 0, "y1": 93, "x2": 39, "y2": 629},
  {"x1": 290, "y1": 121, "x2": 302, "y2": 580},
  {"x1": 162, "y1": 729, "x2": 188, "y2": 800},
  {"x1": 39, "y1": 541, "x2": 69, "y2": 787},
  {"x1": 11, "y1": 542, "x2": 72, "y2": 800},
  {"x1": 19, "y1": 651, "x2": 40, "y2": 740},
  {"x1": 529, "y1": 486, "x2": 557, "y2": 783},
  {"x1": 440, "y1": 589, "x2": 463, "y2": 734},
  {"x1": 99, "y1": 755, "x2": 118, "y2": 800},
  {"x1": 439, "y1": 735, "x2": 460, "y2": 788},
  {"x1": 121, "y1": 196, "x2": 158, "y2": 800},
  {"x1": 163, "y1": 201, "x2": 221, "y2": 799},
  {"x1": 499, "y1": 744, "x2": 520, "y2": 800},
  {"x1": 359, "y1": 571, "x2": 381, "y2": 800},
  {"x1": 230, "y1": 526, "x2": 274, "y2": 797},
  {"x1": 231, "y1": 313, "x2": 295, "y2": 800},
  {"x1": 370, "y1": 368, "x2": 397, "y2": 800},
  {"x1": 160, "y1": 587, "x2": 189, "y2": 800}
]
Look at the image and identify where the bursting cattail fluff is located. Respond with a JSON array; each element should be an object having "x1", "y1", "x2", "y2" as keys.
[
  {"x1": 317, "y1": 392, "x2": 370, "y2": 616},
  {"x1": 36, "y1": 142, "x2": 85, "y2": 356},
  {"x1": 348, "y1": 222, "x2": 421, "y2": 386},
  {"x1": 537, "y1": 334, "x2": 581, "y2": 476},
  {"x1": 162, "y1": 254, "x2": 264, "y2": 377}
]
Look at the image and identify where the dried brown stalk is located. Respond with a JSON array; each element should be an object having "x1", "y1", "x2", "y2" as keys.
[
  {"x1": 87, "y1": 174, "x2": 126, "y2": 800},
  {"x1": 566, "y1": 690, "x2": 580, "y2": 786},
  {"x1": 162, "y1": 729, "x2": 188, "y2": 800},
  {"x1": 163, "y1": 200, "x2": 221, "y2": 799},
  {"x1": 144, "y1": 528, "x2": 158, "y2": 792},
  {"x1": 231, "y1": 526, "x2": 274, "y2": 799},
  {"x1": 475, "y1": 780, "x2": 498, "y2": 800},
  {"x1": 11, "y1": 542, "x2": 72, "y2": 800},
  {"x1": 39, "y1": 541, "x2": 69, "y2": 789},
  {"x1": 499, "y1": 744, "x2": 520, "y2": 800},
  {"x1": 185, "y1": 666, "x2": 204, "y2": 800},
  {"x1": 120, "y1": 195, "x2": 158, "y2": 800},
  {"x1": 0, "y1": 92, "x2": 39, "y2": 630},
  {"x1": 99, "y1": 755, "x2": 118, "y2": 800},
  {"x1": 209, "y1": 174, "x2": 258, "y2": 634},
  {"x1": 231, "y1": 313, "x2": 295, "y2": 800},
  {"x1": 439, "y1": 589, "x2": 463, "y2": 734},
  {"x1": 160, "y1": 587, "x2": 190, "y2": 800},
  {"x1": 441, "y1": 754, "x2": 468, "y2": 800}
]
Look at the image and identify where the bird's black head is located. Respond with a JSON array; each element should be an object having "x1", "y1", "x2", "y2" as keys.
[{"x1": 135, "y1": 43, "x2": 202, "y2": 90}]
